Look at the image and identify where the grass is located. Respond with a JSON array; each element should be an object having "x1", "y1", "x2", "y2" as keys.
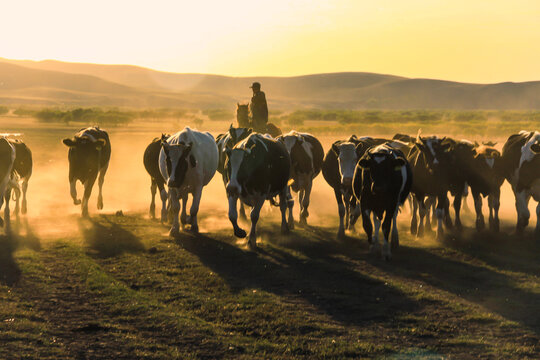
[{"x1": 0, "y1": 213, "x2": 538, "y2": 359}]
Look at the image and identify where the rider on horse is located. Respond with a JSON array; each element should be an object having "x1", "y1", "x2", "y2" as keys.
[{"x1": 249, "y1": 82, "x2": 268, "y2": 133}]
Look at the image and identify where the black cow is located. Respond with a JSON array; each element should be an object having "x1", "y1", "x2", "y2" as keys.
[
  {"x1": 500, "y1": 131, "x2": 540, "y2": 237},
  {"x1": 354, "y1": 143, "x2": 412, "y2": 260},
  {"x1": 143, "y1": 135, "x2": 169, "y2": 221},
  {"x1": 277, "y1": 131, "x2": 324, "y2": 227},
  {"x1": 392, "y1": 133, "x2": 414, "y2": 143},
  {"x1": 63, "y1": 127, "x2": 111, "y2": 217},
  {"x1": 408, "y1": 136, "x2": 452, "y2": 240},
  {"x1": 224, "y1": 133, "x2": 291, "y2": 249},
  {"x1": 322, "y1": 135, "x2": 386, "y2": 239},
  {"x1": 8, "y1": 139, "x2": 32, "y2": 216},
  {"x1": 0, "y1": 137, "x2": 15, "y2": 229}
]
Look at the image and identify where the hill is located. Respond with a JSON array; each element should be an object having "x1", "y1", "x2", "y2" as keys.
[{"x1": 1, "y1": 58, "x2": 540, "y2": 109}]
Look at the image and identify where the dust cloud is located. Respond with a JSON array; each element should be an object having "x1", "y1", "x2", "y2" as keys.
[{"x1": 0, "y1": 116, "x2": 534, "y2": 244}]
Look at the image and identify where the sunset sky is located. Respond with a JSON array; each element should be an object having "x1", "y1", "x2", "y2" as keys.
[{"x1": 2, "y1": 0, "x2": 539, "y2": 83}]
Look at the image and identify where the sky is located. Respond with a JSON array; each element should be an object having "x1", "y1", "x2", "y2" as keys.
[{"x1": 2, "y1": 0, "x2": 539, "y2": 83}]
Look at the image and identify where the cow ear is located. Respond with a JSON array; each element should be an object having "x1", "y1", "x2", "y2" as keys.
[
  {"x1": 161, "y1": 133, "x2": 168, "y2": 142},
  {"x1": 161, "y1": 142, "x2": 171, "y2": 153},
  {"x1": 331, "y1": 143, "x2": 340, "y2": 155},
  {"x1": 229, "y1": 123, "x2": 233, "y2": 131},
  {"x1": 358, "y1": 159, "x2": 370, "y2": 168},
  {"x1": 63, "y1": 138, "x2": 76, "y2": 147},
  {"x1": 276, "y1": 135, "x2": 283, "y2": 142},
  {"x1": 531, "y1": 143, "x2": 540, "y2": 154}
]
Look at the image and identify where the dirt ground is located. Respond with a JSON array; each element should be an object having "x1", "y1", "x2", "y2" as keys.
[{"x1": 0, "y1": 117, "x2": 538, "y2": 359}]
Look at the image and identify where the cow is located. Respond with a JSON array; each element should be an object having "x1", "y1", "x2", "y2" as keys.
[
  {"x1": 277, "y1": 131, "x2": 324, "y2": 227},
  {"x1": 143, "y1": 135, "x2": 169, "y2": 221},
  {"x1": 216, "y1": 125, "x2": 253, "y2": 219},
  {"x1": 322, "y1": 135, "x2": 386, "y2": 239},
  {"x1": 62, "y1": 127, "x2": 111, "y2": 217},
  {"x1": 8, "y1": 139, "x2": 32, "y2": 217},
  {"x1": 408, "y1": 136, "x2": 452, "y2": 240},
  {"x1": 500, "y1": 131, "x2": 540, "y2": 237},
  {"x1": 353, "y1": 143, "x2": 412, "y2": 260},
  {"x1": 0, "y1": 137, "x2": 15, "y2": 230},
  {"x1": 224, "y1": 133, "x2": 291, "y2": 249},
  {"x1": 159, "y1": 127, "x2": 218, "y2": 237}
]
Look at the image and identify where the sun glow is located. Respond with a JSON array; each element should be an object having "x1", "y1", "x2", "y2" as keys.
[{"x1": 1, "y1": 0, "x2": 539, "y2": 82}]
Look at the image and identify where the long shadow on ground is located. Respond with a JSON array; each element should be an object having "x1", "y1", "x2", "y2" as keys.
[
  {"x1": 0, "y1": 218, "x2": 42, "y2": 286},
  {"x1": 79, "y1": 216, "x2": 145, "y2": 258},
  {"x1": 177, "y1": 226, "x2": 420, "y2": 328}
]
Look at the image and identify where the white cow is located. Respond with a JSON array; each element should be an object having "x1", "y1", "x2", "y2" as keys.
[
  {"x1": 0, "y1": 137, "x2": 16, "y2": 231},
  {"x1": 159, "y1": 127, "x2": 218, "y2": 237}
]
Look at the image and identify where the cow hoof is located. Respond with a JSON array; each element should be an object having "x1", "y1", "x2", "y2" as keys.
[
  {"x1": 337, "y1": 230, "x2": 345, "y2": 240},
  {"x1": 287, "y1": 220, "x2": 294, "y2": 230},
  {"x1": 417, "y1": 227, "x2": 424, "y2": 238},
  {"x1": 234, "y1": 228, "x2": 247, "y2": 238},
  {"x1": 369, "y1": 243, "x2": 379, "y2": 254},
  {"x1": 0, "y1": 217, "x2": 4, "y2": 227},
  {"x1": 74, "y1": 199, "x2": 81, "y2": 205},
  {"x1": 476, "y1": 219, "x2": 485, "y2": 231},
  {"x1": 22, "y1": 205, "x2": 27, "y2": 215},
  {"x1": 169, "y1": 227, "x2": 181, "y2": 238},
  {"x1": 299, "y1": 216, "x2": 307, "y2": 227},
  {"x1": 383, "y1": 253, "x2": 392, "y2": 261},
  {"x1": 248, "y1": 239, "x2": 257, "y2": 251},
  {"x1": 190, "y1": 225, "x2": 199, "y2": 234},
  {"x1": 436, "y1": 231, "x2": 444, "y2": 241},
  {"x1": 97, "y1": 201, "x2": 103, "y2": 210}
]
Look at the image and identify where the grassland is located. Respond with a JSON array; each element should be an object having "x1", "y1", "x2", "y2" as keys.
[{"x1": 0, "y1": 112, "x2": 538, "y2": 359}]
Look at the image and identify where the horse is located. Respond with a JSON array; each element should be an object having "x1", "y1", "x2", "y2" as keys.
[{"x1": 236, "y1": 103, "x2": 282, "y2": 138}]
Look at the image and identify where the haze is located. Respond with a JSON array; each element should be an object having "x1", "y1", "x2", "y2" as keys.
[{"x1": 2, "y1": 0, "x2": 540, "y2": 83}]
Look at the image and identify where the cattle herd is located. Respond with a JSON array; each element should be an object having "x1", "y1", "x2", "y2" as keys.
[{"x1": 1, "y1": 125, "x2": 540, "y2": 260}]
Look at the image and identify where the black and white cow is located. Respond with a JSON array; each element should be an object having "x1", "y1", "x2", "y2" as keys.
[
  {"x1": 408, "y1": 136, "x2": 452, "y2": 240},
  {"x1": 216, "y1": 125, "x2": 252, "y2": 220},
  {"x1": 224, "y1": 133, "x2": 291, "y2": 249},
  {"x1": 0, "y1": 137, "x2": 15, "y2": 230},
  {"x1": 143, "y1": 135, "x2": 169, "y2": 221},
  {"x1": 277, "y1": 131, "x2": 324, "y2": 227},
  {"x1": 159, "y1": 127, "x2": 218, "y2": 236},
  {"x1": 353, "y1": 144, "x2": 412, "y2": 259},
  {"x1": 8, "y1": 139, "x2": 32, "y2": 216},
  {"x1": 322, "y1": 136, "x2": 386, "y2": 239},
  {"x1": 500, "y1": 131, "x2": 540, "y2": 237},
  {"x1": 63, "y1": 127, "x2": 111, "y2": 217}
]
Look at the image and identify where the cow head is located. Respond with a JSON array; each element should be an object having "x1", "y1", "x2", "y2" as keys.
[
  {"x1": 279, "y1": 132, "x2": 312, "y2": 190},
  {"x1": 414, "y1": 136, "x2": 452, "y2": 173},
  {"x1": 359, "y1": 147, "x2": 406, "y2": 194},
  {"x1": 228, "y1": 124, "x2": 252, "y2": 146},
  {"x1": 63, "y1": 135, "x2": 107, "y2": 168},
  {"x1": 161, "y1": 140, "x2": 194, "y2": 188},
  {"x1": 332, "y1": 142, "x2": 358, "y2": 191},
  {"x1": 474, "y1": 145, "x2": 500, "y2": 169}
]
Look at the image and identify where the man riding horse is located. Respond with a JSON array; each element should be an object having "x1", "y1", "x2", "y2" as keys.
[{"x1": 249, "y1": 82, "x2": 268, "y2": 133}]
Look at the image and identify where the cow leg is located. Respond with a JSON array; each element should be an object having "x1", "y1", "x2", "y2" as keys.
[
  {"x1": 159, "y1": 186, "x2": 168, "y2": 223},
  {"x1": 335, "y1": 189, "x2": 346, "y2": 240},
  {"x1": 344, "y1": 195, "x2": 351, "y2": 230},
  {"x1": 239, "y1": 201, "x2": 247, "y2": 221},
  {"x1": 489, "y1": 189, "x2": 500, "y2": 232},
  {"x1": 381, "y1": 209, "x2": 393, "y2": 261},
  {"x1": 188, "y1": 187, "x2": 203, "y2": 233},
  {"x1": 453, "y1": 193, "x2": 463, "y2": 230},
  {"x1": 168, "y1": 189, "x2": 181, "y2": 237},
  {"x1": 473, "y1": 191, "x2": 485, "y2": 231},
  {"x1": 149, "y1": 179, "x2": 157, "y2": 219},
  {"x1": 371, "y1": 213, "x2": 381, "y2": 254},
  {"x1": 348, "y1": 197, "x2": 359, "y2": 233},
  {"x1": 410, "y1": 195, "x2": 418, "y2": 235},
  {"x1": 3, "y1": 187, "x2": 11, "y2": 232},
  {"x1": 435, "y1": 195, "x2": 445, "y2": 241},
  {"x1": 286, "y1": 186, "x2": 295, "y2": 230},
  {"x1": 248, "y1": 197, "x2": 265, "y2": 249},
  {"x1": 444, "y1": 196, "x2": 453, "y2": 229},
  {"x1": 280, "y1": 189, "x2": 291, "y2": 235},
  {"x1": 535, "y1": 203, "x2": 540, "y2": 240},
  {"x1": 81, "y1": 178, "x2": 96, "y2": 217},
  {"x1": 424, "y1": 196, "x2": 434, "y2": 233},
  {"x1": 300, "y1": 182, "x2": 312, "y2": 226},
  {"x1": 417, "y1": 197, "x2": 427, "y2": 238},
  {"x1": 21, "y1": 178, "x2": 28, "y2": 215},
  {"x1": 228, "y1": 196, "x2": 247, "y2": 238},
  {"x1": 391, "y1": 207, "x2": 399, "y2": 250},
  {"x1": 180, "y1": 194, "x2": 189, "y2": 229},
  {"x1": 462, "y1": 184, "x2": 471, "y2": 213},
  {"x1": 361, "y1": 209, "x2": 373, "y2": 244},
  {"x1": 514, "y1": 190, "x2": 530, "y2": 234},
  {"x1": 97, "y1": 165, "x2": 108, "y2": 210},
  {"x1": 70, "y1": 177, "x2": 81, "y2": 205},
  {"x1": 12, "y1": 182, "x2": 21, "y2": 218}
]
